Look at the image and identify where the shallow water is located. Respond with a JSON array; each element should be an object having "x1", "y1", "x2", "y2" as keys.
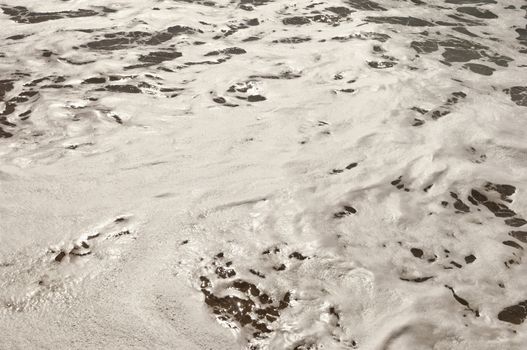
[{"x1": 0, "y1": 0, "x2": 526, "y2": 349}]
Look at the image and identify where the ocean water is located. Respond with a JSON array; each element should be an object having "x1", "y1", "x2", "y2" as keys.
[{"x1": 0, "y1": 0, "x2": 526, "y2": 349}]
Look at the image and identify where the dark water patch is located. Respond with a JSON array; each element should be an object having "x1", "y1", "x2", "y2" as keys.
[
  {"x1": 54, "y1": 251, "x2": 66, "y2": 262},
  {"x1": 58, "y1": 57, "x2": 95, "y2": 65},
  {"x1": 365, "y1": 16, "x2": 435, "y2": 27},
  {"x1": 345, "y1": 0, "x2": 386, "y2": 11},
  {"x1": 212, "y1": 97, "x2": 238, "y2": 107},
  {"x1": 391, "y1": 176, "x2": 410, "y2": 191},
  {"x1": 400, "y1": 276, "x2": 434, "y2": 283},
  {"x1": 498, "y1": 301, "x2": 527, "y2": 325},
  {"x1": 108, "y1": 75, "x2": 136, "y2": 82},
  {"x1": 173, "y1": 0, "x2": 217, "y2": 6},
  {"x1": 325, "y1": 6, "x2": 353, "y2": 16},
  {"x1": 249, "y1": 72, "x2": 301, "y2": 80},
  {"x1": 0, "y1": 127, "x2": 13, "y2": 138},
  {"x1": 273, "y1": 37, "x2": 311, "y2": 44},
  {"x1": 81, "y1": 25, "x2": 199, "y2": 50},
  {"x1": 242, "y1": 36, "x2": 260, "y2": 42},
  {"x1": 273, "y1": 264, "x2": 286, "y2": 271},
  {"x1": 450, "y1": 193, "x2": 470, "y2": 213},
  {"x1": 239, "y1": 0, "x2": 274, "y2": 7},
  {"x1": 0, "y1": 80, "x2": 14, "y2": 101},
  {"x1": 484, "y1": 183, "x2": 515, "y2": 200},
  {"x1": 105, "y1": 85, "x2": 141, "y2": 93},
  {"x1": 445, "y1": 0, "x2": 496, "y2": 3},
  {"x1": 505, "y1": 218, "x2": 527, "y2": 227},
  {"x1": 249, "y1": 269, "x2": 265, "y2": 278},
  {"x1": 470, "y1": 189, "x2": 487, "y2": 202},
  {"x1": 434, "y1": 21, "x2": 462, "y2": 27},
  {"x1": 445, "y1": 285, "x2": 479, "y2": 316},
  {"x1": 446, "y1": 14, "x2": 483, "y2": 26},
  {"x1": 205, "y1": 47, "x2": 246, "y2": 56},
  {"x1": 470, "y1": 186, "x2": 517, "y2": 218},
  {"x1": 1, "y1": 5, "x2": 100, "y2": 24},
  {"x1": 481, "y1": 52, "x2": 513, "y2": 67},
  {"x1": 82, "y1": 77, "x2": 106, "y2": 84},
  {"x1": 109, "y1": 114, "x2": 123, "y2": 124},
  {"x1": 167, "y1": 25, "x2": 202, "y2": 35},
  {"x1": 516, "y1": 28, "x2": 527, "y2": 47},
  {"x1": 246, "y1": 18, "x2": 260, "y2": 26},
  {"x1": 332, "y1": 32, "x2": 390, "y2": 42},
  {"x1": 289, "y1": 252, "x2": 307, "y2": 260},
  {"x1": 463, "y1": 63, "x2": 495, "y2": 75},
  {"x1": 215, "y1": 265, "x2": 236, "y2": 279},
  {"x1": 6, "y1": 34, "x2": 31, "y2": 40},
  {"x1": 450, "y1": 261, "x2": 462, "y2": 268},
  {"x1": 212, "y1": 18, "x2": 259, "y2": 39},
  {"x1": 509, "y1": 231, "x2": 527, "y2": 243},
  {"x1": 40, "y1": 84, "x2": 74, "y2": 89},
  {"x1": 412, "y1": 119, "x2": 425, "y2": 126},
  {"x1": 503, "y1": 86, "x2": 527, "y2": 107},
  {"x1": 84, "y1": 30, "x2": 178, "y2": 51},
  {"x1": 200, "y1": 273, "x2": 292, "y2": 338},
  {"x1": 412, "y1": 107, "x2": 429, "y2": 114},
  {"x1": 457, "y1": 7, "x2": 498, "y2": 19},
  {"x1": 464, "y1": 254, "x2": 476, "y2": 263},
  {"x1": 333, "y1": 205, "x2": 357, "y2": 218},
  {"x1": 330, "y1": 162, "x2": 358, "y2": 174},
  {"x1": 503, "y1": 241, "x2": 523, "y2": 250},
  {"x1": 428, "y1": 91, "x2": 466, "y2": 120},
  {"x1": 410, "y1": 248, "x2": 424, "y2": 258},
  {"x1": 184, "y1": 58, "x2": 230, "y2": 67},
  {"x1": 452, "y1": 27, "x2": 478, "y2": 38},
  {"x1": 282, "y1": 16, "x2": 311, "y2": 25},
  {"x1": 138, "y1": 50, "x2": 182, "y2": 64},
  {"x1": 411, "y1": 40, "x2": 439, "y2": 54},
  {"x1": 248, "y1": 95, "x2": 266, "y2": 102},
  {"x1": 368, "y1": 61, "x2": 396, "y2": 69},
  {"x1": 283, "y1": 14, "x2": 342, "y2": 26},
  {"x1": 442, "y1": 48, "x2": 481, "y2": 62}
]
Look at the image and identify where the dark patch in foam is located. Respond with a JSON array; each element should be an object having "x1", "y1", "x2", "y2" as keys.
[
  {"x1": 199, "y1": 256, "x2": 291, "y2": 339},
  {"x1": 503, "y1": 86, "x2": 527, "y2": 107},
  {"x1": 84, "y1": 25, "x2": 201, "y2": 51},
  {"x1": 400, "y1": 276, "x2": 434, "y2": 283},
  {"x1": 498, "y1": 301, "x2": 527, "y2": 325},
  {"x1": 0, "y1": 5, "x2": 104, "y2": 23},
  {"x1": 282, "y1": 14, "x2": 343, "y2": 26},
  {"x1": 138, "y1": 50, "x2": 182, "y2": 65},
  {"x1": 325, "y1": 7, "x2": 353, "y2": 16},
  {"x1": 411, "y1": 40, "x2": 439, "y2": 54},
  {"x1": 445, "y1": 0, "x2": 496, "y2": 3},
  {"x1": 273, "y1": 37, "x2": 311, "y2": 44},
  {"x1": 345, "y1": 0, "x2": 386, "y2": 11},
  {"x1": 505, "y1": 218, "x2": 527, "y2": 227},
  {"x1": 333, "y1": 205, "x2": 357, "y2": 218},
  {"x1": 445, "y1": 285, "x2": 479, "y2": 316},
  {"x1": 330, "y1": 162, "x2": 358, "y2": 174},
  {"x1": 332, "y1": 32, "x2": 390, "y2": 42},
  {"x1": 105, "y1": 85, "x2": 142, "y2": 93},
  {"x1": 365, "y1": 16, "x2": 435, "y2": 27},
  {"x1": 509, "y1": 231, "x2": 527, "y2": 243},
  {"x1": 457, "y1": 7, "x2": 498, "y2": 19},
  {"x1": 204, "y1": 47, "x2": 247, "y2": 56},
  {"x1": 442, "y1": 48, "x2": 481, "y2": 62}
]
